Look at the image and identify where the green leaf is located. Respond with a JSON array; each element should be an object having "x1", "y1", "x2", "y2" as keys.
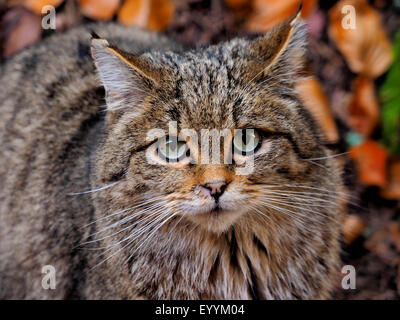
[{"x1": 380, "y1": 31, "x2": 400, "y2": 156}]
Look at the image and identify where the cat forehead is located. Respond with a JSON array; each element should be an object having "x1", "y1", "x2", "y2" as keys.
[
  {"x1": 145, "y1": 46, "x2": 247, "y2": 129},
  {"x1": 154, "y1": 39, "x2": 248, "y2": 77}
]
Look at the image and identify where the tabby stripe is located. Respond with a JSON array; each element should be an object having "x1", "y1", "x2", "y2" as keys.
[
  {"x1": 208, "y1": 253, "x2": 220, "y2": 285},
  {"x1": 253, "y1": 235, "x2": 270, "y2": 259},
  {"x1": 245, "y1": 254, "x2": 263, "y2": 300},
  {"x1": 228, "y1": 229, "x2": 240, "y2": 270}
]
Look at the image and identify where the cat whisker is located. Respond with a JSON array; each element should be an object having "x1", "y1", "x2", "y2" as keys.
[
  {"x1": 258, "y1": 199, "x2": 337, "y2": 224},
  {"x1": 254, "y1": 198, "x2": 326, "y2": 227},
  {"x1": 304, "y1": 152, "x2": 349, "y2": 161},
  {"x1": 91, "y1": 210, "x2": 176, "y2": 270},
  {"x1": 80, "y1": 206, "x2": 166, "y2": 247},
  {"x1": 81, "y1": 196, "x2": 165, "y2": 229},
  {"x1": 304, "y1": 159, "x2": 328, "y2": 170},
  {"x1": 67, "y1": 181, "x2": 120, "y2": 195},
  {"x1": 82, "y1": 210, "x2": 168, "y2": 251},
  {"x1": 83, "y1": 200, "x2": 179, "y2": 250},
  {"x1": 124, "y1": 212, "x2": 178, "y2": 265},
  {"x1": 259, "y1": 190, "x2": 343, "y2": 207}
]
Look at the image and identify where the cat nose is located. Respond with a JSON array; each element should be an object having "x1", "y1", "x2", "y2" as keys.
[{"x1": 201, "y1": 180, "x2": 227, "y2": 201}]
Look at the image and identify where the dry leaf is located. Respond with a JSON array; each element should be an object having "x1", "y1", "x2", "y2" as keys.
[
  {"x1": 342, "y1": 214, "x2": 366, "y2": 244},
  {"x1": 224, "y1": 0, "x2": 252, "y2": 17},
  {"x1": 329, "y1": 0, "x2": 393, "y2": 78},
  {"x1": 348, "y1": 75, "x2": 379, "y2": 137},
  {"x1": 365, "y1": 227, "x2": 399, "y2": 266},
  {"x1": 388, "y1": 221, "x2": 400, "y2": 252},
  {"x1": 19, "y1": 0, "x2": 63, "y2": 15},
  {"x1": 349, "y1": 140, "x2": 388, "y2": 188},
  {"x1": 397, "y1": 259, "x2": 400, "y2": 296},
  {"x1": 3, "y1": 7, "x2": 42, "y2": 58},
  {"x1": 381, "y1": 159, "x2": 400, "y2": 200},
  {"x1": 118, "y1": 0, "x2": 174, "y2": 31},
  {"x1": 246, "y1": 0, "x2": 317, "y2": 33},
  {"x1": 224, "y1": 0, "x2": 251, "y2": 9},
  {"x1": 296, "y1": 76, "x2": 339, "y2": 144},
  {"x1": 78, "y1": 0, "x2": 120, "y2": 20}
]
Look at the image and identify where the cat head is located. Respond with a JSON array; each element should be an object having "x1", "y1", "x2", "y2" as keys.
[{"x1": 90, "y1": 13, "x2": 334, "y2": 234}]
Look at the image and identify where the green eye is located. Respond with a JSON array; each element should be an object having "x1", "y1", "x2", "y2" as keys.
[
  {"x1": 157, "y1": 137, "x2": 188, "y2": 162},
  {"x1": 233, "y1": 129, "x2": 261, "y2": 155}
]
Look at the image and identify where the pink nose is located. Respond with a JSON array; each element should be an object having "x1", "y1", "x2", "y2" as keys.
[{"x1": 200, "y1": 180, "x2": 227, "y2": 201}]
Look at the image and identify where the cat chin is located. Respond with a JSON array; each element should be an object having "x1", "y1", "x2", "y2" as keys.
[{"x1": 184, "y1": 208, "x2": 246, "y2": 234}]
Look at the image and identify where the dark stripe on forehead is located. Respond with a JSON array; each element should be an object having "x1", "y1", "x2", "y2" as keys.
[{"x1": 166, "y1": 106, "x2": 180, "y2": 122}]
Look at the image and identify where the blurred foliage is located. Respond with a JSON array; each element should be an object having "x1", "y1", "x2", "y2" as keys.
[{"x1": 380, "y1": 31, "x2": 400, "y2": 156}]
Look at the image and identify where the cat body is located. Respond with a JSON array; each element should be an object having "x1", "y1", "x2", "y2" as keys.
[{"x1": 0, "y1": 18, "x2": 342, "y2": 299}]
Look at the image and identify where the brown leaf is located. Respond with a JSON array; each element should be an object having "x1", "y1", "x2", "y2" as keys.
[
  {"x1": 342, "y1": 214, "x2": 366, "y2": 244},
  {"x1": 328, "y1": 0, "x2": 393, "y2": 78},
  {"x1": 381, "y1": 159, "x2": 400, "y2": 200},
  {"x1": 224, "y1": 0, "x2": 252, "y2": 17},
  {"x1": 118, "y1": 0, "x2": 174, "y2": 31},
  {"x1": 349, "y1": 140, "x2": 388, "y2": 188},
  {"x1": 348, "y1": 75, "x2": 379, "y2": 137},
  {"x1": 396, "y1": 261, "x2": 400, "y2": 294},
  {"x1": 388, "y1": 222, "x2": 400, "y2": 252},
  {"x1": 18, "y1": 0, "x2": 64, "y2": 15},
  {"x1": 246, "y1": 0, "x2": 317, "y2": 33},
  {"x1": 3, "y1": 7, "x2": 42, "y2": 58},
  {"x1": 365, "y1": 227, "x2": 399, "y2": 266},
  {"x1": 296, "y1": 76, "x2": 339, "y2": 144},
  {"x1": 78, "y1": 0, "x2": 120, "y2": 20}
]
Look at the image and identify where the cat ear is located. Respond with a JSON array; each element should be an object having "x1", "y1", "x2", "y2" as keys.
[
  {"x1": 246, "y1": 7, "x2": 307, "y2": 84},
  {"x1": 90, "y1": 34, "x2": 163, "y2": 122}
]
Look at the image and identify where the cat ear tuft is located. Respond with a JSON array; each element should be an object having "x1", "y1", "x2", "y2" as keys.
[
  {"x1": 247, "y1": 9, "x2": 307, "y2": 83},
  {"x1": 90, "y1": 37, "x2": 163, "y2": 121}
]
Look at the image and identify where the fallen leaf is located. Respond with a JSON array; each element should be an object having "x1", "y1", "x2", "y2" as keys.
[
  {"x1": 365, "y1": 227, "x2": 399, "y2": 266},
  {"x1": 381, "y1": 159, "x2": 400, "y2": 200},
  {"x1": 246, "y1": 0, "x2": 317, "y2": 33},
  {"x1": 348, "y1": 75, "x2": 379, "y2": 137},
  {"x1": 296, "y1": 75, "x2": 339, "y2": 144},
  {"x1": 342, "y1": 214, "x2": 366, "y2": 244},
  {"x1": 118, "y1": 0, "x2": 174, "y2": 31},
  {"x1": 388, "y1": 221, "x2": 400, "y2": 251},
  {"x1": 329, "y1": 0, "x2": 393, "y2": 78},
  {"x1": 224, "y1": 0, "x2": 252, "y2": 17},
  {"x1": 78, "y1": 0, "x2": 120, "y2": 20},
  {"x1": 398, "y1": 260, "x2": 400, "y2": 296},
  {"x1": 3, "y1": 7, "x2": 42, "y2": 58},
  {"x1": 349, "y1": 140, "x2": 388, "y2": 188},
  {"x1": 225, "y1": 0, "x2": 253, "y2": 8},
  {"x1": 17, "y1": 0, "x2": 64, "y2": 15}
]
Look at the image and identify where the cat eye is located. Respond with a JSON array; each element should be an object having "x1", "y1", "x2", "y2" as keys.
[
  {"x1": 233, "y1": 129, "x2": 261, "y2": 155},
  {"x1": 157, "y1": 137, "x2": 188, "y2": 162}
]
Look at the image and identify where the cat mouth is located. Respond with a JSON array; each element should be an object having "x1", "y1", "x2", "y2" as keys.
[
  {"x1": 208, "y1": 203, "x2": 229, "y2": 216},
  {"x1": 210, "y1": 207, "x2": 224, "y2": 215}
]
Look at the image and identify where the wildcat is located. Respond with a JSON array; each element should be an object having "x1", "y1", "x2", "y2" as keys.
[{"x1": 0, "y1": 12, "x2": 343, "y2": 299}]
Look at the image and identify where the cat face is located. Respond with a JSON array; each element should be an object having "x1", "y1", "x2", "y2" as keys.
[{"x1": 92, "y1": 17, "x2": 334, "y2": 233}]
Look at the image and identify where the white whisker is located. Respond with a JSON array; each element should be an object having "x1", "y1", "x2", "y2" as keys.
[{"x1": 67, "y1": 181, "x2": 119, "y2": 196}]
